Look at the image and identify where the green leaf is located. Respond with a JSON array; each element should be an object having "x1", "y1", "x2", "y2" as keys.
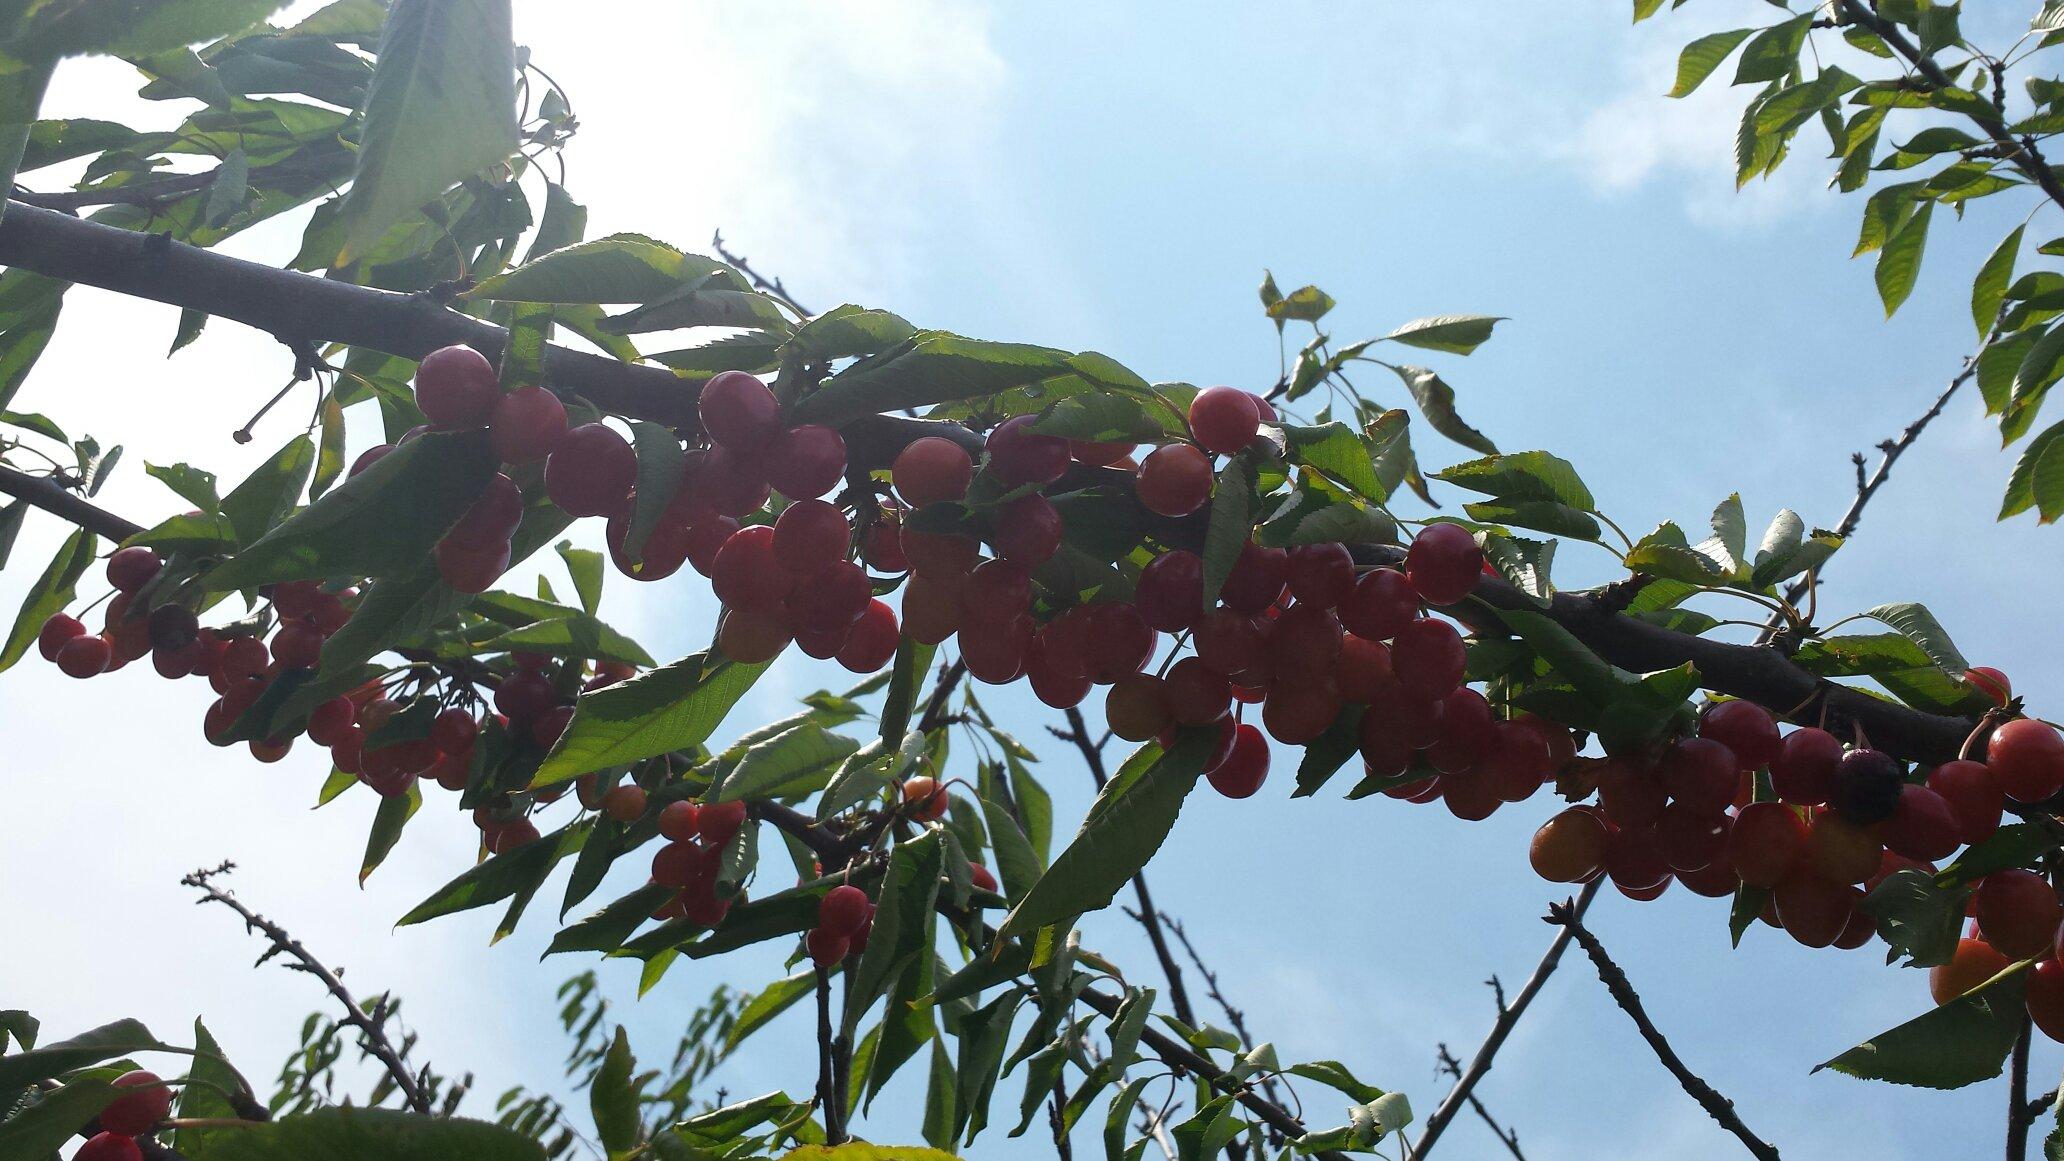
[
  {"x1": 1023, "y1": 394, "x2": 1167, "y2": 444},
  {"x1": 1734, "y1": 14, "x2": 1813, "y2": 85},
  {"x1": 1435, "y1": 450, "x2": 1592, "y2": 508},
  {"x1": 726, "y1": 969, "x2": 817, "y2": 1053},
  {"x1": 1264, "y1": 284, "x2": 1334, "y2": 323},
  {"x1": 844, "y1": 831, "x2": 945, "y2": 1033},
  {"x1": 477, "y1": 615, "x2": 655, "y2": 668},
  {"x1": 1292, "y1": 705, "x2": 1366, "y2": 798},
  {"x1": 1388, "y1": 364, "x2": 1497, "y2": 455},
  {"x1": 1286, "y1": 422, "x2": 1385, "y2": 503},
  {"x1": 1975, "y1": 226, "x2": 2024, "y2": 336},
  {"x1": 1462, "y1": 499, "x2": 1600, "y2": 541},
  {"x1": 1200, "y1": 453, "x2": 1259, "y2": 605},
  {"x1": 2001, "y1": 419, "x2": 2064, "y2": 522},
  {"x1": 978, "y1": 794, "x2": 1041, "y2": 903},
  {"x1": 206, "y1": 430, "x2": 499, "y2": 590},
  {"x1": 337, "y1": 0, "x2": 518, "y2": 262},
  {"x1": 221, "y1": 433, "x2": 315, "y2": 546},
  {"x1": 532, "y1": 653, "x2": 766, "y2": 785},
  {"x1": 5, "y1": 1, "x2": 289, "y2": 59},
  {"x1": 465, "y1": 233, "x2": 737, "y2": 303},
  {"x1": 0, "y1": 1018, "x2": 162, "y2": 1092},
  {"x1": 792, "y1": 334, "x2": 1136, "y2": 427},
  {"x1": 782, "y1": 304, "x2": 919, "y2": 363},
  {"x1": 0, "y1": 1069, "x2": 122, "y2": 1160},
  {"x1": 591, "y1": 1027, "x2": 641, "y2": 1156},
  {"x1": 0, "y1": 525, "x2": 94, "y2": 673},
  {"x1": 0, "y1": 61, "x2": 53, "y2": 227},
  {"x1": 1861, "y1": 868, "x2": 1968, "y2": 969},
  {"x1": 879, "y1": 638, "x2": 937, "y2": 750},
  {"x1": 621, "y1": 420, "x2": 685, "y2": 569},
  {"x1": 546, "y1": 884, "x2": 672, "y2": 955},
  {"x1": 556, "y1": 541, "x2": 602, "y2": 615},
  {"x1": 1877, "y1": 200, "x2": 1934, "y2": 317},
  {"x1": 1499, "y1": 607, "x2": 1621, "y2": 704},
  {"x1": 602, "y1": 285, "x2": 793, "y2": 335},
  {"x1": 998, "y1": 730, "x2": 1216, "y2": 938},
  {"x1": 707, "y1": 722, "x2": 860, "y2": 803},
  {"x1": 359, "y1": 780, "x2": 421, "y2": 883},
  {"x1": 1861, "y1": 602, "x2": 1970, "y2": 674},
  {"x1": 172, "y1": 1018, "x2": 240, "y2": 1156},
  {"x1": 1816, "y1": 966, "x2": 2029, "y2": 1089},
  {"x1": 204, "y1": 1107, "x2": 546, "y2": 1161},
  {"x1": 1747, "y1": 527, "x2": 1842, "y2": 589},
  {"x1": 1479, "y1": 531, "x2": 1555, "y2": 603},
  {"x1": 1669, "y1": 28, "x2": 1757, "y2": 97},
  {"x1": 397, "y1": 820, "x2": 584, "y2": 925},
  {"x1": 1381, "y1": 314, "x2": 1503, "y2": 355}
]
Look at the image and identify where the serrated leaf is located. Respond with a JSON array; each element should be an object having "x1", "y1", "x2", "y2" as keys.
[
  {"x1": 1976, "y1": 226, "x2": 2024, "y2": 336},
  {"x1": 1388, "y1": 364, "x2": 1497, "y2": 455},
  {"x1": 1200, "y1": 453, "x2": 1259, "y2": 604},
  {"x1": 1861, "y1": 602, "x2": 1970, "y2": 673},
  {"x1": 1264, "y1": 284, "x2": 1334, "y2": 323},
  {"x1": 1381, "y1": 314, "x2": 1503, "y2": 355},
  {"x1": 1435, "y1": 450, "x2": 1591, "y2": 508},
  {"x1": 707, "y1": 722, "x2": 860, "y2": 803},
  {"x1": 1816, "y1": 966, "x2": 2029, "y2": 1088},
  {"x1": 359, "y1": 780, "x2": 422, "y2": 883},
  {"x1": 1669, "y1": 28, "x2": 1756, "y2": 97},
  {"x1": 466, "y1": 234, "x2": 736, "y2": 303},
  {"x1": 1877, "y1": 200, "x2": 1934, "y2": 317},
  {"x1": 532, "y1": 652, "x2": 766, "y2": 785},
  {"x1": 1480, "y1": 531, "x2": 1554, "y2": 603},
  {"x1": 0, "y1": 525, "x2": 94, "y2": 673}
]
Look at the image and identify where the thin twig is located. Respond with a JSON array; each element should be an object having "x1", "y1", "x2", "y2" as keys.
[
  {"x1": 180, "y1": 862, "x2": 431, "y2": 1115},
  {"x1": 1154, "y1": 909, "x2": 1291, "y2": 1136},
  {"x1": 711, "y1": 230, "x2": 812, "y2": 316},
  {"x1": 1434, "y1": 1044, "x2": 1526, "y2": 1161},
  {"x1": 1047, "y1": 1074, "x2": 1076, "y2": 1161},
  {"x1": 2009, "y1": 1013, "x2": 2034, "y2": 1160},
  {"x1": 1545, "y1": 898, "x2": 1781, "y2": 1161}
]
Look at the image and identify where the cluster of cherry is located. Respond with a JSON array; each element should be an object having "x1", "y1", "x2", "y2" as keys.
[{"x1": 70, "y1": 1069, "x2": 170, "y2": 1161}]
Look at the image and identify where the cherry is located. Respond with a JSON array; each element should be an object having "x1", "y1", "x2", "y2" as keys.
[
  {"x1": 1678, "y1": 851, "x2": 1743, "y2": 898},
  {"x1": 1830, "y1": 747, "x2": 1903, "y2": 823},
  {"x1": 1927, "y1": 759, "x2": 2004, "y2": 844},
  {"x1": 1136, "y1": 444, "x2": 1213, "y2": 517},
  {"x1": 900, "y1": 573, "x2": 963, "y2": 645},
  {"x1": 1269, "y1": 603, "x2": 1344, "y2": 678},
  {"x1": 1605, "y1": 825, "x2": 1670, "y2": 892},
  {"x1": 2028, "y1": 959, "x2": 2064, "y2": 1042},
  {"x1": 1027, "y1": 639, "x2": 1092, "y2": 709},
  {"x1": 1931, "y1": 937, "x2": 2010, "y2": 1004},
  {"x1": 1335, "y1": 635, "x2": 1395, "y2": 704},
  {"x1": 1658, "y1": 737, "x2": 1738, "y2": 810},
  {"x1": 306, "y1": 697, "x2": 357, "y2": 746},
  {"x1": 819, "y1": 883, "x2": 871, "y2": 936},
  {"x1": 1770, "y1": 727, "x2": 1842, "y2": 805},
  {"x1": 494, "y1": 670, "x2": 556, "y2": 721},
  {"x1": 1805, "y1": 809, "x2": 1883, "y2": 885},
  {"x1": 1220, "y1": 543, "x2": 1288, "y2": 614},
  {"x1": 1403, "y1": 524, "x2": 1482, "y2": 606},
  {"x1": 1365, "y1": 684, "x2": 1445, "y2": 749},
  {"x1": 106, "y1": 546, "x2": 161, "y2": 593},
  {"x1": 1483, "y1": 720, "x2": 1551, "y2": 801},
  {"x1": 489, "y1": 385, "x2": 569, "y2": 464},
  {"x1": 893, "y1": 437, "x2": 975, "y2": 507},
  {"x1": 272, "y1": 621, "x2": 323, "y2": 670},
  {"x1": 76, "y1": 1133, "x2": 142, "y2": 1161},
  {"x1": 1773, "y1": 874, "x2": 1859, "y2": 949},
  {"x1": 1261, "y1": 681, "x2": 1340, "y2": 744},
  {"x1": 599, "y1": 784, "x2": 647, "y2": 823},
  {"x1": 683, "y1": 890, "x2": 733, "y2": 928},
  {"x1": 1136, "y1": 550, "x2": 1204, "y2": 632},
  {"x1": 56, "y1": 633, "x2": 110, "y2": 678},
  {"x1": 1965, "y1": 665, "x2": 2013, "y2": 706},
  {"x1": 1654, "y1": 801, "x2": 1728, "y2": 872},
  {"x1": 99, "y1": 1069, "x2": 172, "y2": 1136},
  {"x1": 711, "y1": 525, "x2": 794, "y2": 614},
  {"x1": 1974, "y1": 869, "x2": 2062, "y2": 959},
  {"x1": 698, "y1": 370, "x2": 781, "y2": 450},
  {"x1": 1285, "y1": 542, "x2": 1355, "y2": 608},
  {"x1": 219, "y1": 636, "x2": 269, "y2": 684},
  {"x1": 901, "y1": 530, "x2": 980, "y2": 579},
  {"x1": 795, "y1": 623, "x2": 851, "y2": 660},
  {"x1": 1085, "y1": 603, "x2": 1156, "y2": 684},
  {"x1": 1699, "y1": 700, "x2": 1780, "y2": 771},
  {"x1": 836, "y1": 600, "x2": 899, "y2": 674},
  {"x1": 718, "y1": 607, "x2": 792, "y2": 664},
  {"x1": 700, "y1": 445, "x2": 773, "y2": 517},
  {"x1": 993, "y1": 493, "x2": 1062, "y2": 565},
  {"x1": 446, "y1": 472, "x2": 525, "y2": 549},
  {"x1": 652, "y1": 841, "x2": 701, "y2": 888},
  {"x1": 604, "y1": 501, "x2": 694, "y2": 581},
  {"x1": 1188, "y1": 386, "x2": 1260, "y2": 455},
  {"x1": 861, "y1": 518, "x2": 908, "y2": 573},
  {"x1": 772, "y1": 499, "x2": 851, "y2": 576},
  {"x1": 1390, "y1": 618, "x2": 1466, "y2": 698},
  {"x1": 806, "y1": 925, "x2": 849, "y2": 968},
  {"x1": 37, "y1": 612, "x2": 85, "y2": 661},
  {"x1": 984, "y1": 415, "x2": 1070, "y2": 487},
  {"x1": 1728, "y1": 801, "x2": 1808, "y2": 888},
  {"x1": 430, "y1": 707, "x2": 480, "y2": 753},
  {"x1": 413, "y1": 344, "x2": 499, "y2": 428},
  {"x1": 1071, "y1": 439, "x2": 1134, "y2": 467},
  {"x1": 1163, "y1": 657, "x2": 1231, "y2": 726},
  {"x1": 1340, "y1": 568, "x2": 1418, "y2": 642},
  {"x1": 308, "y1": 592, "x2": 352, "y2": 635},
  {"x1": 544, "y1": 423, "x2": 637, "y2": 517},
  {"x1": 1531, "y1": 807, "x2": 1610, "y2": 883},
  {"x1": 1596, "y1": 759, "x2": 1666, "y2": 830},
  {"x1": 1206, "y1": 723, "x2": 1270, "y2": 798},
  {"x1": 436, "y1": 536, "x2": 510, "y2": 593},
  {"x1": 960, "y1": 613, "x2": 1033, "y2": 684},
  {"x1": 698, "y1": 799, "x2": 749, "y2": 845},
  {"x1": 657, "y1": 801, "x2": 701, "y2": 842},
  {"x1": 968, "y1": 861, "x2": 1000, "y2": 893},
  {"x1": 902, "y1": 776, "x2": 950, "y2": 822},
  {"x1": 965, "y1": 559, "x2": 1032, "y2": 619},
  {"x1": 1880, "y1": 783, "x2": 1962, "y2": 862},
  {"x1": 1987, "y1": 718, "x2": 2064, "y2": 803},
  {"x1": 147, "y1": 604, "x2": 199, "y2": 655},
  {"x1": 1616, "y1": 877, "x2": 1672, "y2": 903},
  {"x1": 348, "y1": 443, "x2": 394, "y2": 477},
  {"x1": 1106, "y1": 673, "x2": 1172, "y2": 741},
  {"x1": 767, "y1": 424, "x2": 847, "y2": 499}
]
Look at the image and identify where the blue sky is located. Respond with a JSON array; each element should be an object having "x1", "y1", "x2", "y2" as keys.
[{"x1": 6, "y1": 3, "x2": 2064, "y2": 1159}]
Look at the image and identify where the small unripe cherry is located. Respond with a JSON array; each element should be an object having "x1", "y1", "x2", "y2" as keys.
[
  {"x1": 1974, "y1": 868, "x2": 2062, "y2": 959},
  {"x1": 1187, "y1": 386, "x2": 1260, "y2": 455},
  {"x1": 56, "y1": 633, "x2": 111, "y2": 677},
  {"x1": 1136, "y1": 443, "x2": 1212, "y2": 516},
  {"x1": 819, "y1": 883, "x2": 871, "y2": 936},
  {"x1": 37, "y1": 612, "x2": 85, "y2": 661},
  {"x1": 545, "y1": 422, "x2": 637, "y2": 517},
  {"x1": 1699, "y1": 700, "x2": 1781, "y2": 771},
  {"x1": 993, "y1": 492, "x2": 1062, "y2": 565},
  {"x1": 1531, "y1": 807, "x2": 1610, "y2": 883},
  {"x1": 601, "y1": 784, "x2": 648, "y2": 823},
  {"x1": 893, "y1": 437, "x2": 975, "y2": 507},
  {"x1": 1771, "y1": 727, "x2": 1842, "y2": 805},
  {"x1": 489, "y1": 385, "x2": 569, "y2": 464},
  {"x1": 902, "y1": 776, "x2": 950, "y2": 822},
  {"x1": 1988, "y1": 718, "x2": 2064, "y2": 803},
  {"x1": 1404, "y1": 523, "x2": 1482, "y2": 606},
  {"x1": 414, "y1": 344, "x2": 500, "y2": 428},
  {"x1": 767, "y1": 424, "x2": 848, "y2": 499},
  {"x1": 698, "y1": 370, "x2": 781, "y2": 450},
  {"x1": 985, "y1": 415, "x2": 1071, "y2": 487},
  {"x1": 1340, "y1": 568, "x2": 1417, "y2": 642},
  {"x1": 772, "y1": 499, "x2": 851, "y2": 576},
  {"x1": 1206, "y1": 723, "x2": 1270, "y2": 798}
]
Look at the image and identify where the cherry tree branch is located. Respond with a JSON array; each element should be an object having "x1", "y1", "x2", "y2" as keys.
[
  {"x1": 709, "y1": 230, "x2": 812, "y2": 317},
  {"x1": 0, "y1": 464, "x2": 142, "y2": 540},
  {"x1": 1544, "y1": 898, "x2": 1781, "y2": 1161},
  {"x1": 2010, "y1": 1014, "x2": 2034, "y2": 1161},
  {"x1": 1433, "y1": 1043, "x2": 1526, "y2": 1161}
]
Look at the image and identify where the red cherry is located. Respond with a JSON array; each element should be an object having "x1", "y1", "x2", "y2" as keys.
[
  {"x1": 1427, "y1": 686, "x2": 1494, "y2": 769},
  {"x1": 1771, "y1": 727, "x2": 1842, "y2": 805},
  {"x1": 806, "y1": 925, "x2": 849, "y2": 967},
  {"x1": 75, "y1": 1133, "x2": 142, "y2": 1161},
  {"x1": 1261, "y1": 681, "x2": 1340, "y2": 744},
  {"x1": 435, "y1": 536, "x2": 510, "y2": 594},
  {"x1": 1830, "y1": 748, "x2": 1904, "y2": 823},
  {"x1": 1658, "y1": 737, "x2": 1739, "y2": 810},
  {"x1": 1928, "y1": 759, "x2": 2004, "y2": 845},
  {"x1": 961, "y1": 612, "x2": 1033, "y2": 684},
  {"x1": 1931, "y1": 937, "x2": 2010, "y2": 1004},
  {"x1": 1974, "y1": 869, "x2": 2062, "y2": 959},
  {"x1": 767, "y1": 424, "x2": 847, "y2": 499},
  {"x1": 698, "y1": 370, "x2": 781, "y2": 450},
  {"x1": 1596, "y1": 758, "x2": 1665, "y2": 830},
  {"x1": 652, "y1": 841, "x2": 701, "y2": 888},
  {"x1": 414, "y1": 344, "x2": 500, "y2": 428},
  {"x1": 836, "y1": 601, "x2": 899, "y2": 673},
  {"x1": 712, "y1": 525, "x2": 794, "y2": 613},
  {"x1": 1220, "y1": 542, "x2": 1288, "y2": 614},
  {"x1": 1136, "y1": 444, "x2": 1213, "y2": 517},
  {"x1": 271, "y1": 621, "x2": 324, "y2": 670},
  {"x1": 1027, "y1": 636, "x2": 1093, "y2": 709},
  {"x1": 430, "y1": 707, "x2": 480, "y2": 753},
  {"x1": 544, "y1": 423, "x2": 637, "y2": 517},
  {"x1": 604, "y1": 500, "x2": 694, "y2": 581},
  {"x1": 1531, "y1": 808, "x2": 1610, "y2": 883},
  {"x1": 1728, "y1": 802, "x2": 1809, "y2": 888},
  {"x1": 1192, "y1": 608, "x2": 1264, "y2": 676},
  {"x1": 1881, "y1": 784, "x2": 1963, "y2": 862},
  {"x1": 1805, "y1": 809, "x2": 1883, "y2": 885},
  {"x1": 494, "y1": 670, "x2": 556, "y2": 721},
  {"x1": 1678, "y1": 851, "x2": 1743, "y2": 898},
  {"x1": 306, "y1": 697, "x2": 357, "y2": 746},
  {"x1": 1206, "y1": 723, "x2": 1270, "y2": 798},
  {"x1": 964, "y1": 559, "x2": 1032, "y2": 619},
  {"x1": 1340, "y1": 568, "x2": 1417, "y2": 642},
  {"x1": 700, "y1": 444, "x2": 772, "y2": 518},
  {"x1": 819, "y1": 883, "x2": 870, "y2": 936},
  {"x1": 1390, "y1": 618, "x2": 1466, "y2": 698},
  {"x1": 861, "y1": 518, "x2": 908, "y2": 573},
  {"x1": 37, "y1": 612, "x2": 85, "y2": 661},
  {"x1": 489, "y1": 385, "x2": 569, "y2": 464},
  {"x1": 348, "y1": 443, "x2": 393, "y2": 477},
  {"x1": 718, "y1": 607, "x2": 793, "y2": 663},
  {"x1": 657, "y1": 801, "x2": 701, "y2": 842},
  {"x1": 984, "y1": 415, "x2": 1070, "y2": 487},
  {"x1": 56, "y1": 633, "x2": 111, "y2": 678},
  {"x1": 1605, "y1": 825, "x2": 1670, "y2": 892},
  {"x1": 900, "y1": 573, "x2": 963, "y2": 645},
  {"x1": 446, "y1": 472, "x2": 524, "y2": 550},
  {"x1": 106, "y1": 546, "x2": 162, "y2": 593},
  {"x1": 892, "y1": 437, "x2": 975, "y2": 507},
  {"x1": 1163, "y1": 657, "x2": 1231, "y2": 726},
  {"x1": 99, "y1": 1069, "x2": 172, "y2": 1136},
  {"x1": 1334, "y1": 635, "x2": 1395, "y2": 704},
  {"x1": 1965, "y1": 665, "x2": 2012, "y2": 706},
  {"x1": 1136, "y1": 550, "x2": 1204, "y2": 632},
  {"x1": 1773, "y1": 874, "x2": 1859, "y2": 949},
  {"x1": 1699, "y1": 700, "x2": 1781, "y2": 771},
  {"x1": 1071, "y1": 439, "x2": 1134, "y2": 466},
  {"x1": 1286, "y1": 542, "x2": 1355, "y2": 608},
  {"x1": 1404, "y1": 523, "x2": 1482, "y2": 606},
  {"x1": 1988, "y1": 719, "x2": 2064, "y2": 803},
  {"x1": 2028, "y1": 959, "x2": 2064, "y2": 1041},
  {"x1": 993, "y1": 492, "x2": 1062, "y2": 565},
  {"x1": 1269, "y1": 602, "x2": 1344, "y2": 679},
  {"x1": 601, "y1": 784, "x2": 648, "y2": 823},
  {"x1": 772, "y1": 499, "x2": 851, "y2": 576},
  {"x1": 1188, "y1": 386, "x2": 1260, "y2": 455},
  {"x1": 968, "y1": 861, "x2": 999, "y2": 893},
  {"x1": 696, "y1": 798, "x2": 749, "y2": 846},
  {"x1": 1654, "y1": 801, "x2": 1728, "y2": 873},
  {"x1": 1085, "y1": 603, "x2": 1156, "y2": 684},
  {"x1": 901, "y1": 776, "x2": 950, "y2": 822}
]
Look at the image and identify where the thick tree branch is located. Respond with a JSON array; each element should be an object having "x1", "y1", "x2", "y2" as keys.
[
  {"x1": 1545, "y1": 898, "x2": 1781, "y2": 1161},
  {"x1": 0, "y1": 464, "x2": 142, "y2": 540}
]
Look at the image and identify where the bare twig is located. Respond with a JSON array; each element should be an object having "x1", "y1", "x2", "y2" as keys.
[
  {"x1": 180, "y1": 862, "x2": 432, "y2": 1116},
  {"x1": 1154, "y1": 909, "x2": 1291, "y2": 1135},
  {"x1": 1047, "y1": 1074, "x2": 1076, "y2": 1161},
  {"x1": 1545, "y1": 898, "x2": 1781, "y2": 1161},
  {"x1": 711, "y1": 230, "x2": 812, "y2": 317},
  {"x1": 1434, "y1": 1044, "x2": 1526, "y2": 1161}
]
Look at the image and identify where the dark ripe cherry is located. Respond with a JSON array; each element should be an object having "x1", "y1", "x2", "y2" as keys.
[
  {"x1": 1390, "y1": 618, "x2": 1466, "y2": 698},
  {"x1": 993, "y1": 492, "x2": 1062, "y2": 565},
  {"x1": 106, "y1": 545, "x2": 162, "y2": 593},
  {"x1": 1027, "y1": 635, "x2": 1093, "y2": 708},
  {"x1": 1187, "y1": 608, "x2": 1258, "y2": 676},
  {"x1": 495, "y1": 669, "x2": 557, "y2": 722},
  {"x1": 1136, "y1": 443, "x2": 1213, "y2": 516},
  {"x1": 1987, "y1": 718, "x2": 2064, "y2": 803},
  {"x1": 685, "y1": 517, "x2": 737, "y2": 577},
  {"x1": 304, "y1": 697, "x2": 357, "y2": 747},
  {"x1": 819, "y1": 883, "x2": 871, "y2": 936},
  {"x1": 1773, "y1": 874, "x2": 1859, "y2": 949},
  {"x1": 836, "y1": 600, "x2": 900, "y2": 674},
  {"x1": 1830, "y1": 747, "x2": 1903, "y2": 824},
  {"x1": 146, "y1": 603, "x2": 199, "y2": 653},
  {"x1": 348, "y1": 443, "x2": 394, "y2": 477},
  {"x1": 1658, "y1": 737, "x2": 1739, "y2": 810},
  {"x1": 1441, "y1": 769, "x2": 1504, "y2": 821},
  {"x1": 961, "y1": 613, "x2": 1033, "y2": 684},
  {"x1": 1615, "y1": 876, "x2": 1672, "y2": 903},
  {"x1": 656, "y1": 802, "x2": 702, "y2": 843},
  {"x1": 1365, "y1": 683, "x2": 1445, "y2": 749},
  {"x1": 271, "y1": 620, "x2": 324, "y2": 670},
  {"x1": 901, "y1": 530, "x2": 980, "y2": 579},
  {"x1": 968, "y1": 861, "x2": 1000, "y2": 893},
  {"x1": 701, "y1": 444, "x2": 773, "y2": 518},
  {"x1": 1269, "y1": 602, "x2": 1344, "y2": 678},
  {"x1": 531, "y1": 703, "x2": 575, "y2": 749},
  {"x1": 1483, "y1": 719, "x2": 1551, "y2": 801},
  {"x1": 436, "y1": 536, "x2": 510, "y2": 594},
  {"x1": 544, "y1": 423, "x2": 637, "y2": 517},
  {"x1": 899, "y1": 572, "x2": 964, "y2": 646},
  {"x1": 718, "y1": 607, "x2": 793, "y2": 664},
  {"x1": 1071, "y1": 438, "x2": 1134, "y2": 466},
  {"x1": 1655, "y1": 800, "x2": 1728, "y2": 872},
  {"x1": 1188, "y1": 386, "x2": 1260, "y2": 455},
  {"x1": 37, "y1": 612, "x2": 85, "y2": 661},
  {"x1": 1771, "y1": 727, "x2": 1842, "y2": 805},
  {"x1": 1163, "y1": 657, "x2": 1231, "y2": 726},
  {"x1": 1136, "y1": 550, "x2": 1204, "y2": 632},
  {"x1": 604, "y1": 499, "x2": 693, "y2": 581},
  {"x1": 1881, "y1": 784, "x2": 1963, "y2": 862},
  {"x1": 1340, "y1": 568, "x2": 1418, "y2": 642},
  {"x1": 790, "y1": 561, "x2": 873, "y2": 635},
  {"x1": 1974, "y1": 868, "x2": 2063, "y2": 959},
  {"x1": 767, "y1": 424, "x2": 847, "y2": 499},
  {"x1": 489, "y1": 385, "x2": 569, "y2": 464},
  {"x1": 77, "y1": 1134, "x2": 143, "y2": 1161},
  {"x1": 1404, "y1": 523, "x2": 1483, "y2": 606},
  {"x1": 652, "y1": 841, "x2": 701, "y2": 888},
  {"x1": 414, "y1": 344, "x2": 499, "y2": 428},
  {"x1": 1596, "y1": 758, "x2": 1666, "y2": 830},
  {"x1": 1928, "y1": 759, "x2": 2005, "y2": 845},
  {"x1": 712, "y1": 525, "x2": 795, "y2": 613},
  {"x1": 1678, "y1": 851, "x2": 1742, "y2": 898},
  {"x1": 1531, "y1": 807, "x2": 1610, "y2": 883},
  {"x1": 1431, "y1": 686, "x2": 1495, "y2": 768},
  {"x1": 270, "y1": 580, "x2": 321, "y2": 619},
  {"x1": 1206, "y1": 723, "x2": 1270, "y2": 798},
  {"x1": 1965, "y1": 665, "x2": 2013, "y2": 706},
  {"x1": 1605, "y1": 825, "x2": 1671, "y2": 892},
  {"x1": 447, "y1": 472, "x2": 524, "y2": 550},
  {"x1": 772, "y1": 498, "x2": 851, "y2": 576},
  {"x1": 2028, "y1": 959, "x2": 2064, "y2": 1042},
  {"x1": 1335, "y1": 635, "x2": 1395, "y2": 704},
  {"x1": 1261, "y1": 681, "x2": 1340, "y2": 744},
  {"x1": 1728, "y1": 801, "x2": 1809, "y2": 888},
  {"x1": 1699, "y1": 699, "x2": 1780, "y2": 771},
  {"x1": 1286, "y1": 542, "x2": 1355, "y2": 608},
  {"x1": 308, "y1": 591, "x2": 351, "y2": 636},
  {"x1": 984, "y1": 415, "x2": 1070, "y2": 487},
  {"x1": 965, "y1": 559, "x2": 1032, "y2": 619},
  {"x1": 1220, "y1": 542, "x2": 1288, "y2": 614},
  {"x1": 220, "y1": 635, "x2": 269, "y2": 683},
  {"x1": 1085, "y1": 603, "x2": 1157, "y2": 684},
  {"x1": 698, "y1": 370, "x2": 781, "y2": 450},
  {"x1": 795, "y1": 622, "x2": 854, "y2": 660},
  {"x1": 1931, "y1": 937, "x2": 2011, "y2": 1005},
  {"x1": 893, "y1": 436, "x2": 975, "y2": 507},
  {"x1": 862, "y1": 517, "x2": 908, "y2": 573}
]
